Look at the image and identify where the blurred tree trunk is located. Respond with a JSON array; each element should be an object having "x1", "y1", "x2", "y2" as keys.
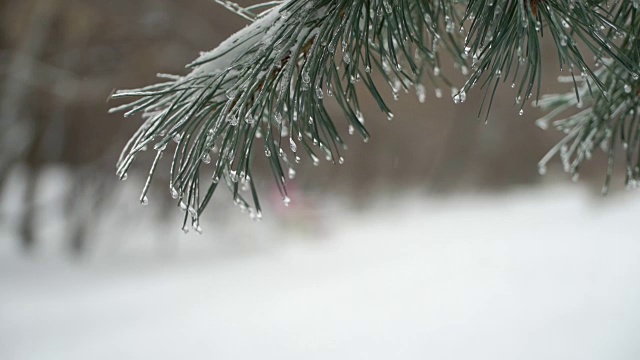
[{"x1": 0, "y1": 0, "x2": 58, "y2": 251}]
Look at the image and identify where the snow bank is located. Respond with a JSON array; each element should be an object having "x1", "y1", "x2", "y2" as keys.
[{"x1": 1, "y1": 180, "x2": 639, "y2": 360}]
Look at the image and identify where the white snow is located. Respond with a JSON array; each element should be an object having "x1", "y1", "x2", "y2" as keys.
[{"x1": 1, "y1": 173, "x2": 640, "y2": 360}]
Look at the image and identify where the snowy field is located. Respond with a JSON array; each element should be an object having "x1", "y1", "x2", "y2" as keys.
[{"x1": 1, "y1": 179, "x2": 640, "y2": 360}]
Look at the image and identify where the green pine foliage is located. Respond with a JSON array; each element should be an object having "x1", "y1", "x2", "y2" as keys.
[{"x1": 110, "y1": 0, "x2": 640, "y2": 231}]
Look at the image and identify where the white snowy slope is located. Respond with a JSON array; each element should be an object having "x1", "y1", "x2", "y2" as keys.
[{"x1": 1, "y1": 179, "x2": 640, "y2": 360}]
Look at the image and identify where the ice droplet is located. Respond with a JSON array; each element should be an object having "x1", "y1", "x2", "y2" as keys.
[
  {"x1": 538, "y1": 165, "x2": 547, "y2": 175},
  {"x1": 415, "y1": 84, "x2": 426, "y2": 103},
  {"x1": 343, "y1": 52, "x2": 351, "y2": 65},
  {"x1": 302, "y1": 71, "x2": 311, "y2": 84},
  {"x1": 452, "y1": 90, "x2": 466, "y2": 104}
]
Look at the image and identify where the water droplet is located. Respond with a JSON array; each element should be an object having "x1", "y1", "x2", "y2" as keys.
[
  {"x1": 452, "y1": 90, "x2": 466, "y2": 104},
  {"x1": 624, "y1": 84, "x2": 632, "y2": 94},
  {"x1": 342, "y1": 52, "x2": 351, "y2": 64},
  {"x1": 538, "y1": 165, "x2": 547, "y2": 175},
  {"x1": 170, "y1": 188, "x2": 179, "y2": 199},
  {"x1": 283, "y1": 196, "x2": 291, "y2": 206},
  {"x1": 288, "y1": 167, "x2": 296, "y2": 179},
  {"x1": 141, "y1": 196, "x2": 149, "y2": 206},
  {"x1": 415, "y1": 84, "x2": 426, "y2": 103},
  {"x1": 202, "y1": 153, "x2": 211, "y2": 164},
  {"x1": 302, "y1": 71, "x2": 311, "y2": 84},
  {"x1": 316, "y1": 87, "x2": 324, "y2": 99},
  {"x1": 519, "y1": 109, "x2": 524, "y2": 116}
]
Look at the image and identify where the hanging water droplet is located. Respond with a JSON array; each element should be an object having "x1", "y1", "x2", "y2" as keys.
[
  {"x1": 202, "y1": 152, "x2": 211, "y2": 164},
  {"x1": 538, "y1": 164, "x2": 547, "y2": 175},
  {"x1": 290, "y1": 140, "x2": 297, "y2": 152},
  {"x1": 624, "y1": 84, "x2": 632, "y2": 94},
  {"x1": 119, "y1": 173, "x2": 128, "y2": 181},
  {"x1": 141, "y1": 196, "x2": 149, "y2": 206},
  {"x1": 519, "y1": 109, "x2": 524, "y2": 116},
  {"x1": 415, "y1": 84, "x2": 426, "y2": 103},
  {"x1": 348, "y1": 125, "x2": 355, "y2": 135},
  {"x1": 452, "y1": 90, "x2": 466, "y2": 104},
  {"x1": 283, "y1": 196, "x2": 291, "y2": 206},
  {"x1": 173, "y1": 133, "x2": 182, "y2": 143},
  {"x1": 265, "y1": 148, "x2": 271, "y2": 157},
  {"x1": 170, "y1": 187, "x2": 179, "y2": 199},
  {"x1": 302, "y1": 71, "x2": 311, "y2": 84},
  {"x1": 342, "y1": 52, "x2": 351, "y2": 65},
  {"x1": 386, "y1": 112, "x2": 394, "y2": 121},
  {"x1": 288, "y1": 167, "x2": 296, "y2": 179},
  {"x1": 316, "y1": 87, "x2": 324, "y2": 99}
]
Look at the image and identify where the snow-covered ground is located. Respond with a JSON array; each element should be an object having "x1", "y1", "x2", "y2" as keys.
[{"x1": 1, "y1": 177, "x2": 640, "y2": 360}]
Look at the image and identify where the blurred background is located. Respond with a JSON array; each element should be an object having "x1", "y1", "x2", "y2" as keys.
[{"x1": 1, "y1": 0, "x2": 639, "y2": 359}]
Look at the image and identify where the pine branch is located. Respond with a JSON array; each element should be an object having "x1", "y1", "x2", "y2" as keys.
[
  {"x1": 110, "y1": 0, "x2": 464, "y2": 231},
  {"x1": 535, "y1": 1, "x2": 640, "y2": 192},
  {"x1": 110, "y1": 0, "x2": 640, "y2": 230}
]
